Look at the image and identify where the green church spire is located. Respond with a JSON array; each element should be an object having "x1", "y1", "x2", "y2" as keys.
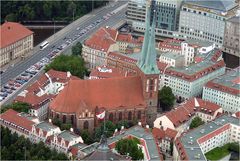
[{"x1": 137, "y1": 0, "x2": 160, "y2": 75}]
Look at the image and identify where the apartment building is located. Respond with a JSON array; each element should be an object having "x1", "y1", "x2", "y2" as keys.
[
  {"x1": 159, "y1": 52, "x2": 184, "y2": 67},
  {"x1": 202, "y1": 67, "x2": 240, "y2": 113},
  {"x1": 0, "y1": 22, "x2": 33, "y2": 66},
  {"x1": 173, "y1": 115, "x2": 240, "y2": 161},
  {"x1": 222, "y1": 16, "x2": 240, "y2": 57},
  {"x1": 178, "y1": 0, "x2": 238, "y2": 48}
]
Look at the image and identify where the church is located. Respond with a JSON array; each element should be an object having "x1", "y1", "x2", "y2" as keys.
[{"x1": 49, "y1": 1, "x2": 160, "y2": 133}]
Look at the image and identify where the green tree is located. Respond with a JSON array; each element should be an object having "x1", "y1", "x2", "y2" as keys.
[
  {"x1": 72, "y1": 42, "x2": 83, "y2": 56},
  {"x1": 67, "y1": 2, "x2": 77, "y2": 19},
  {"x1": 115, "y1": 138, "x2": 144, "y2": 160},
  {"x1": 158, "y1": 86, "x2": 175, "y2": 111},
  {"x1": 189, "y1": 116, "x2": 205, "y2": 129},
  {"x1": 1, "y1": 102, "x2": 30, "y2": 113},
  {"x1": 44, "y1": 55, "x2": 87, "y2": 79},
  {"x1": 81, "y1": 130, "x2": 94, "y2": 144},
  {"x1": 43, "y1": 2, "x2": 52, "y2": 19},
  {"x1": 94, "y1": 121, "x2": 116, "y2": 141},
  {"x1": 61, "y1": 123, "x2": 72, "y2": 131},
  {"x1": 5, "y1": 13, "x2": 17, "y2": 22}
]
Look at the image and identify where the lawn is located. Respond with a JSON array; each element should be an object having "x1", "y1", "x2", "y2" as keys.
[{"x1": 205, "y1": 144, "x2": 230, "y2": 160}]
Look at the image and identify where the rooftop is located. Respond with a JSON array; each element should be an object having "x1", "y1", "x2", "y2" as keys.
[
  {"x1": 205, "y1": 67, "x2": 240, "y2": 96},
  {"x1": 184, "y1": 0, "x2": 238, "y2": 12},
  {"x1": 57, "y1": 130, "x2": 80, "y2": 142},
  {"x1": 0, "y1": 22, "x2": 33, "y2": 48},
  {"x1": 184, "y1": 39, "x2": 213, "y2": 48},
  {"x1": 90, "y1": 66, "x2": 128, "y2": 79},
  {"x1": 227, "y1": 16, "x2": 240, "y2": 23},
  {"x1": 0, "y1": 109, "x2": 35, "y2": 131},
  {"x1": 35, "y1": 121, "x2": 59, "y2": 132},
  {"x1": 158, "y1": 39, "x2": 183, "y2": 50},
  {"x1": 161, "y1": 52, "x2": 184, "y2": 60},
  {"x1": 176, "y1": 115, "x2": 239, "y2": 160}
]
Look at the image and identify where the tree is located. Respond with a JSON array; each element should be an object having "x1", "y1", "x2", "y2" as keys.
[
  {"x1": 61, "y1": 123, "x2": 72, "y2": 131},
  {"x1": 43, "y1": 2, "x2": 52, "y2": 19},
  {"x1": 158, "y1": 86, "x2": 175, "y2": 111},
  {"x1": 94, "y1": 121, "x2": 116, "y2": 141},
  {"x1": 115, "y1": 138, "x2": 144, "y2": 160},
  {"x1": 80, "y1": 130, "x2": 94, "y2": 145},
  {"x1": 5, "y1": 13, "x2": 17, "y2": 22},
  {"x1": 1, "y1": 102, "x2": 30, "y2": 113},
  {"x1": 67, "y1": 2, "x2": 77, "y2": 20},
  {"x1": 44, "y1": 55, "x2": 87, "y2": 79},
  {"x1": 72, "y1": 42, "x2": 82, "y2": 56},
  {"x1": 189, "y1": 116, "x2": 205, "y2": 129}
]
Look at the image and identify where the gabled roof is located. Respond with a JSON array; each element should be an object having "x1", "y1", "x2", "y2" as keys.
[
  {"x1": 50, "y1": 76, "x2": 146, "y2": 114},
  {"x1": 1, "y1": 22, "x2": 33, "y2": 48},
  {"x1": 0, "y1": 109, "x2": 35, "y2": 131}
]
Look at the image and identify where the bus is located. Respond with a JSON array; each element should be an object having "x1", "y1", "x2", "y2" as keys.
[{"x1": 40, "y1": 41, "x2": 49, "y2": 50}]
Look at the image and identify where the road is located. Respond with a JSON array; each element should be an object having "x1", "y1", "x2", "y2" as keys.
[{"x1": 1, "y1": 1, "x2": 127, "y2": 105}]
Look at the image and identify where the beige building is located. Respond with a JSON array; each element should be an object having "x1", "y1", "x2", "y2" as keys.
[
  {"x1": 0, "y1": 22, "x2": 33, "y2": 67},
  {"x1": 222, "y1": 16, "x2": 240, "y2": 57}
]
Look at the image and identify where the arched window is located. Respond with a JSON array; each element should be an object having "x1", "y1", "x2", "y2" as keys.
[
  {"x1": 83, "y1": 121, "x2": 89, "y2": 130},
  {"x1": 63, "y1": 115, "x2": 66, "y2": 123},
  {"x1": 137, "y1": 111, "x2": 141, "y2": 120},
  {"x1": 119, "y1": 112, "x2": 122, "y2": 121},
  {"x1": 128, "y1": 111, "x2": 132, "y2": 120},
  {"x1": 109, "y1": 113, "x2": 113, "y2": 122}
]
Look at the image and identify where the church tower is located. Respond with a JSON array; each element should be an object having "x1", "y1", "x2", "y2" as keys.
[{"x1": 136, "y1": 0, "x2": 160, "y2": 126}]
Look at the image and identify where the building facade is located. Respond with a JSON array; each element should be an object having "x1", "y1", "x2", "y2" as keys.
[
  {"x1": 127, "y1": 0, "x2": 183, "y2": 39},
  {"x1": 222, "y1": 16, "x2": 240, "y2": 57},
  {"x1": 202, "y1": 67, "x2": 240, "y2": 113},
  {"x1": 178, "y1": 0, "x2": 238, "y2": 48},
  {"x1": 0, "y1": 22, "x2": 33, "y2": 66},
  {"x1": 159, "y1": 52, "x2": 184, "y2": 67}
]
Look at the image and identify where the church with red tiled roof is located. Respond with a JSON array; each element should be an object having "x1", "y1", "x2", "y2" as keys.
[{"x1": 49, "y1": 2, "x2": 160, "y2": 132}]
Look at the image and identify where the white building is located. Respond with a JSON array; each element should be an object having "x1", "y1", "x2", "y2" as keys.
[
  {"x1": 202, "y1": 67, "x2": 240, "y2": 113},
  {"x1": 178, "y1": 0, "x2": 238, "y2": 48},
  {"x1": 159, "y1": 52, "x2": 184, "y2": 67},
  {"x1": 30, "y1": 121, "x2": 61, "y2": 143},
  {"x1": 181, "y1": 39, "x2": 215, "y2": 66},
  {"x1": 173, "y1": 115, "x2": 240, "y2": 161},
  {"x1": 154, "y1": 98, "x2": 223, "y2": 133},
  {"x1": 50, "y1": 130, "x2": 84, "y2": 153},
  {"x1": 158, "y1": 49, "x2": 225, "y2": 99}
]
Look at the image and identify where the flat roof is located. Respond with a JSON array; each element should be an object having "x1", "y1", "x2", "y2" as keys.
[
  {"x1": 35, "y1": 122, "x2": 58, "y2": 132},
  {"x1": 179, "y1": 115, "x2": 239, "y2": 160},
  {"x1": 184, "y1": 39, "x2": 213, "y2": 47},
  {"x1": 161, "y1": 52, "x2": 184, "y2": 60},
  {"x1": 227, "y1": 16, "x2": 240, "y2": 23},
  {"x1": 205, "y1": 67, "x2": 240, "y2": 96},
  {"x1": 58, "y1": 130, "x2": 80, "y2": 142},
  {"x1": 107, "y1": 126, "x2": 161, "y2": 160}
]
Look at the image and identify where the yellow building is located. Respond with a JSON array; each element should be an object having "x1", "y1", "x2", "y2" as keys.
[{"x1": 0, "y1": 22, "x2": 34, "y2": 67}]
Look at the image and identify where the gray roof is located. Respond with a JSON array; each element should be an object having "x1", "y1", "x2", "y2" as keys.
[
  {"x1": 170, "y1": 49, "x2": 221, "y2": 76},
  {"x1": 58, "y1": 130, "x2": 80, "y2": 142},
  {"x1": 35, "y1": 122, "x2": 58, "y2": 132},
  {"x1": 161, "y1": 52, "x2": 184, "y2": 60},
  {"x1": 184, "y1": 0, "x2": 238, "y2": 12},
  {"x1": 107, "y1": 126, "x2": 161, "y2": 161},
  {"x1": 227, "y1": 16, "x2": 240, "y2": 23},
  {"x1": 210, "y1": 67, "x2": 240, "y2": 94},
  {"x1": 179, "y1": 115, "x2": 240, "y2": 160},
  {"x1": 184, "y1": 39, "x2": 213, "y2": 47}
]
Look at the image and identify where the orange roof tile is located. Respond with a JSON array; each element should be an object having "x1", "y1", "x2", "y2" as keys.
[
  {"x1": 152, "y1": 128, "x2": 165, "y2": 139},
  {"x1": 0, "y1": 22, "x2": 33, "y2": 48},
  {"x1": 90, "y1": 66, "x2": 127, "y2": 78},
  {"x1": 165, "y1": 128, "x2": 177, "y2": 139},
  {"x1": 0, "y1": 109, "x2": 35, "y2": 131},
  {"x1": 50, "y1": 76, "x2": 146, "y2": 114}
]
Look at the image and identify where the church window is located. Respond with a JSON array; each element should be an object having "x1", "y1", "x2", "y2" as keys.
[
  {"x1": 128, "y1": 111, "x2": 132, "y2": 120},
  {"x1": 109, "y1": 113, "x2": 113, "y2": 122},
  {"x1": 71, "y1": 115, "x2": 74, "y2": 124},
  {"x1": 119, "y1": 112, "x2": 122, "y2": 121},
  {"x1": 137, "y1": 111, "x2": 141, "y2": 119},
  {"x1": 63, "y1": 115, "x2": 66, "y2": 123}
]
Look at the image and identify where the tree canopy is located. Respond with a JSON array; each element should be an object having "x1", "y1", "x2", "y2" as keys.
[
  {"x1": 44, "y1": 55, "x2": 87, "y2": 79},
  {"x1": 158, "y1": 86, "x2": 175, "y2": 111},
  {"x1": 72, "y1": 42, "x2": 83, "y2": 56},
  {"x1": 1, "y1": 126, "x2": 68, "y2": 160},
  {"x1": 1, "y1": 1, "x2": 109, "y2": 23},
  {"x1": 115, "y1": 138, "x2": 144, "y2": 160},
  {"x1": 189, "y1": 116, "x2": 205, "y2": 129},
  {"x1": 1, "y1": 102, "x2": 30, "y2": 114}
]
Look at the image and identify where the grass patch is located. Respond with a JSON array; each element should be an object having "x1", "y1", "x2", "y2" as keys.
[{"x1": 205, "y1": 143, "x2": 239, "y2": 161}]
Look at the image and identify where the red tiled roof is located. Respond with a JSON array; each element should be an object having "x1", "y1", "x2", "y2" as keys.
[
  {"x1": 165, "y1": 98, "x2": 221, "y2": 127},
  {"x1": 116, "y1": 33, "x2": 132, "y2": 43},
  {"x1": 84, "y1": 27, "x2": 117, "y2": 52},
  {"x1": 0, "y1": 109, "x2": 34, "y2": 131},
  {"x1": 108, "y1": 52, "x2": 137, "y2": 64},
  {"x1": 157, "y1": 61, "x2": 168, "y2": 72},
  {"x1": 165, "y1": 128, "x2": 177, "y2": 139},
  {"x1": 233, "y1": 111, "x2": 240, "y2": 118},
  {"x1": 1, "y1": 22, "x2": 33, "y2": 48},
  {"x1": 90, "y1": 66, "x2": 127, "y2": 79},
  {"x1": 50, "y1": 76, "x2": 146, "y2": 114},
  {"x1": 158, "y1": 39, "x2": 182, "y2": 51},
  {"x1": 152, "y1": 128, "x2": 165, "y2": 139}
]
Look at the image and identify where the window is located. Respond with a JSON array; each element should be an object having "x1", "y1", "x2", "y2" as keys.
[
  {"x1": 119, "y1": 112, "x2": 122, "y2": 121},
  {"x1": 63, "y1": 115, "x2": 66, "y2": 123},
  {"x1": 109, "y1": 113, "x2": 113, "y2": 122},
  {"x1": 128, "y1": 111, "x2": 132, "y2": 120},
  {"x1": 137, "y1": 111, "x2": 141, "y2": 119},
  {"x1": 83, "y1": 121, "x2": 89, "y2": 130}
]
